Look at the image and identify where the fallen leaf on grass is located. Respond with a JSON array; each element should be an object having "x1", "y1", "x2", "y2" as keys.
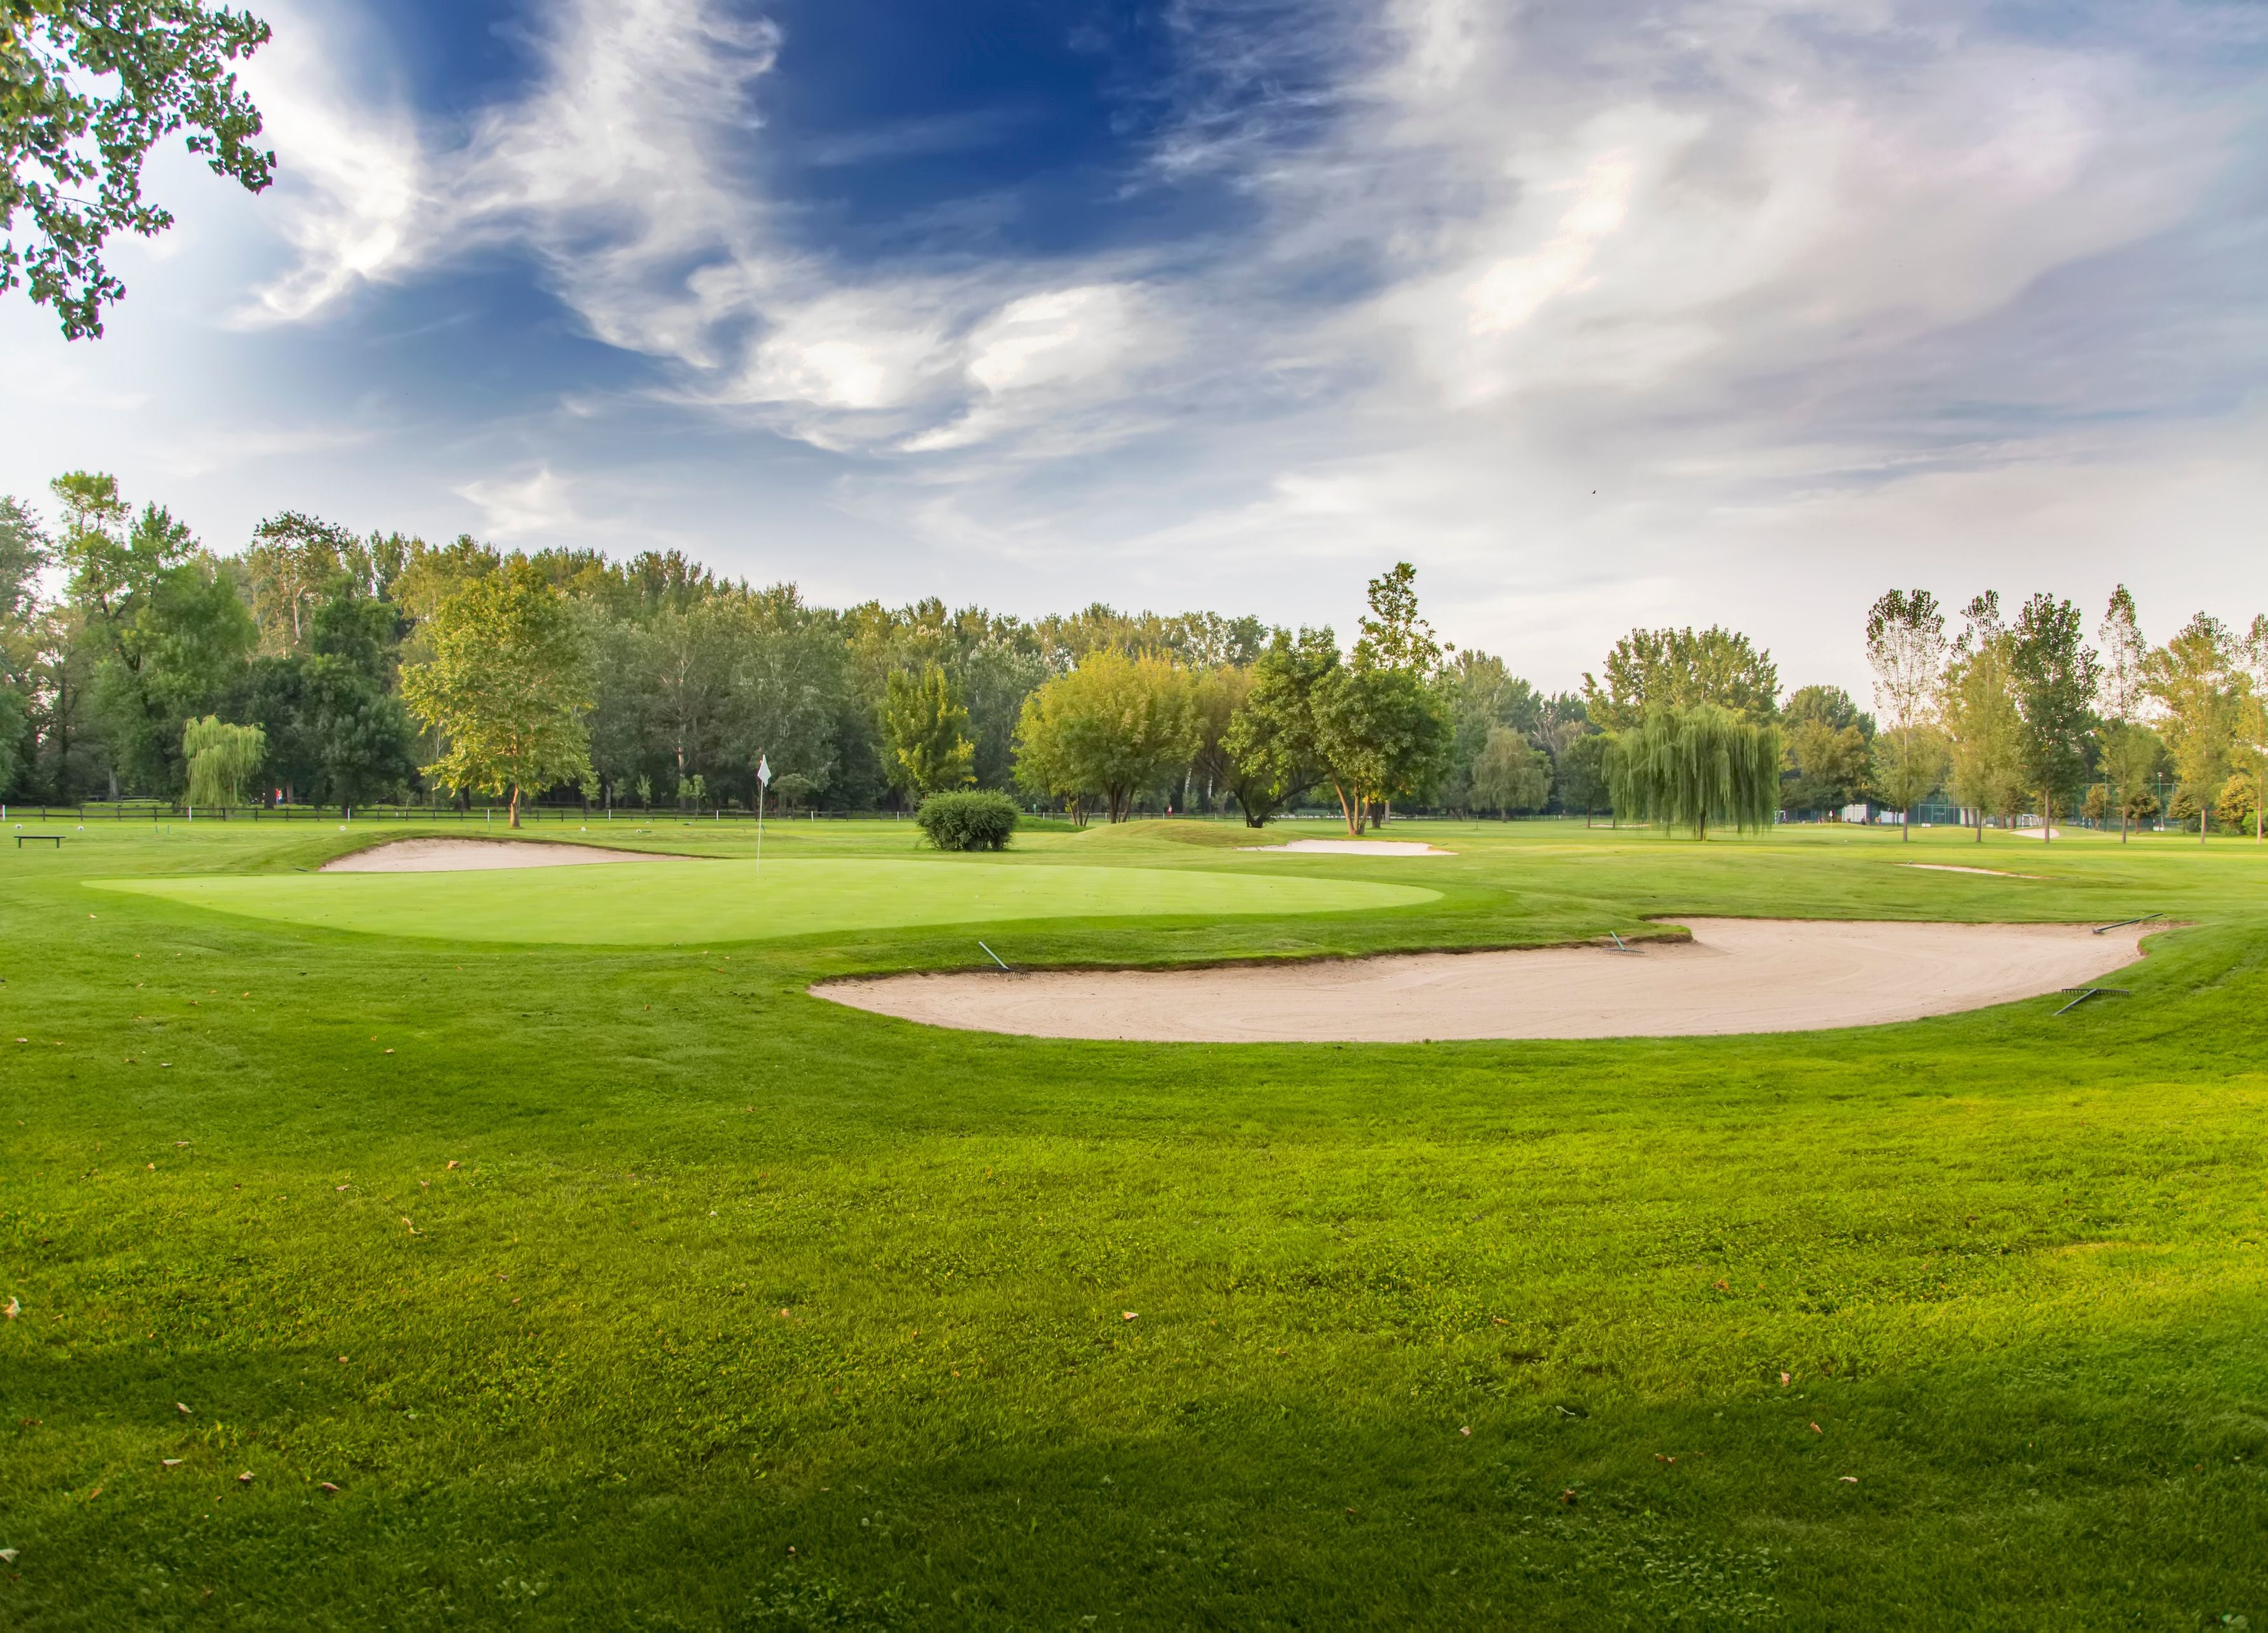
[
  {"x1": 1559, "y1": 1489, "x2": 1578, "y2": 1506},
  {"x1": 3, "y1": 1298, "x2": 17, "y2": 1319},
  {"x1": 1460, "y1": 1427, "x2": 1472, "y2": 1437},
  {"x1": 1781, "y1": 1372, "x2": 1790, "y2": 1387},
  {"x1": 319, "y1": 1482, "x2": 340, "y2": 1493},
  {"x1": 0, "y1": 1549, "x2": 17, "y2": 1564},
  {"x1": 446, "y1": 1160, "x2": 460, "y2": 1171},
  {"x1": 1712, "y1": 1279, "x2": 1730, "y2": 1293},
  {"x1": 176, "y1": 1402, "x2": 191, "y2": 1415},
  {"x1": 85, "y1": 1486, "x2": 102, "y2": 1502},
  {"x1": 1122, "y1": 1312, "x2": 1137, "y2": 1322},
  {"x1": 1839, "y1": 1475, "x2": 1858, "y2": 1484},
  {"x1": 161, "y1": 1459, "x2": 182, "y2": 1468},
  {"x1": 236, "y1": 1472, "x2": 253, "y2": 1486},
  {"x1": 1811, "y1": 1423, "x2": 1823, "y2": 1434}
]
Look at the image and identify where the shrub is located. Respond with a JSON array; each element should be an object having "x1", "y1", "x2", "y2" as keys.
[{"x1": 916, "y1": 790, "x2": 1019, "y2": 852}]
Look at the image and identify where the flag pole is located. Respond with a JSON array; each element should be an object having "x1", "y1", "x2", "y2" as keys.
[{"x1": 756, "y1": 753, "x2": 770, "y2": 870}]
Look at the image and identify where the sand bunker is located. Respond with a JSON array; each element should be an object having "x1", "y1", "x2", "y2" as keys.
[
  {"x1": 818, "y1": 918, "x2": 2152, "y2": 1042},
  {"x1": 321, "y1": 838, "x2": 683, "y2": 873},
  {"x1": 1245, "y1": 838, "x2": 1453, "y2": 856},
  {"x1": 1904, "y1": 863, "x2": 2041, "y2": 879}
]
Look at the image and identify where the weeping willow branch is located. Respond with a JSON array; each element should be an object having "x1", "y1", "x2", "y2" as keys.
[{"x1": 1607, "y1": 704, "x2": 1783, "y2": 840}]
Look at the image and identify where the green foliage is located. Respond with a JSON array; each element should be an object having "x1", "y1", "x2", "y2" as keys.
[
  {"x1": 401, "y1": 560, "x2": 593, "y2": 826},
  {"x1": 913, "y1": 789, "x2": 1020, "y2": 852},
  {"x1": 2098, "y1": 722, "x2": 2166, "y2": 840},
  {"x1": 1583, "y1": 625, "x2": 1780, "y2": 732},
  {"x1": 1609, "y1": 703, "x2": 1783, "y2": 839},
  {"x1": 1782, "y1": 686, "x2": 1879, "y2": 815},
  {"x1": 179, "y1": 712, "x2": 260, "y2": 805},
  {"x1": 1219, "y1": 627, "x2": 1334, "y2": 826},
  {"x1": 1941, "y1": 599, "x2": 2027, "y2": 838},
  {"x1": 1468, "y1": 723, "x2": 1549, "y2": 815},
  {"x1": 1554, "y1": 730, "x2": 1614, "y2": 818},
  {"x1": 1352, "y1": 560, "x2": 1440, "y2": 675},
  {"x1": 1013, "y1": 649, "x2": 1197, "y2": 823},
  {"x1": 1310, "y1": 661, "x2": 1452, "y2": 835},
  {"x1": 1, "y1": 0, "x2": 276, "y2": 338},
  {"x1": 2009, "y1": 593, "x2": 2100, "y2": 832},
  {"x1": 2147, "y1": 613, "x2": 2242, "y2": 844},
  {"x1": 882, "y1": 662, "x2": 976, "y2": 798}
]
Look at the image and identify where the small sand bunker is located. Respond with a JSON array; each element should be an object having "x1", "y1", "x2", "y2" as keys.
[
  {"x1": 1245, "y1": 838, "x2": 1453, "y2": 856},
  {"x1": 1904, "y1": 863, "x2": 2041, "y2": 879},
  {"x1": 818, "y1": 918, "x2": 2152, "y2": 1042},
  {"x1": 321, "y1": 838, "x2": 684, "y2": 873}
]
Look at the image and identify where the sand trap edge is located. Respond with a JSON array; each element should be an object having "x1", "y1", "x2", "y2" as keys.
[
  {"x1": 812, "y1": 917, "x2": 2161, "y2": 1043},
  {"x1": 319, "y1": 837, "x2": 702, "y2": 873}
]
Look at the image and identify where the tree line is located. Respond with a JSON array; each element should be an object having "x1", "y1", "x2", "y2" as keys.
[{"x1": 0, "y1": 473, "x2": 2258, "y2": 837}]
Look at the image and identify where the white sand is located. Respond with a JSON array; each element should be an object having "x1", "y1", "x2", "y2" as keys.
[
  {"x1": 1903, "y1": 863, "x2": 2041, "y2": 879},
  {"x1": 1244, "y1": 838, "x2": 1453, "y2": 856},
  {"x1": 817, "y1": 918, "x2": 2152, "y2": 1042},
  {"x1": 321, "y1": 838, "x2": 685, "y2": 872}
]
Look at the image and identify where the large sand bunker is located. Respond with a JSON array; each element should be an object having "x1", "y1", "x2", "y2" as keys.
[
  {"x1": 322, "y1": 838, "x2": 683, "y2": 873},
  {"x1": 817, "y1": 918, "x2": 2152, "y2": 1042}
]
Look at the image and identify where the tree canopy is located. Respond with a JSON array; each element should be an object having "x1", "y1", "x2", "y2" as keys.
[
  {"x1": 1609, "y1": 704, "x2": 1782, "y2": 840},
  {"x1": 401, "y1": 562, "x2": 593, "y2": 828},
  {"x1": 3, "y1": 0, "x2": 274, "y2": 337},
  {"x1": 1583, "y1": 626, "x2": 1778, "y2": 732}
]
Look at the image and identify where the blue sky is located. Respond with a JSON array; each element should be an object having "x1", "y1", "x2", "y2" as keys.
[{"x1": 2, "y1": 0, "x2": 2264, "y2": 694}]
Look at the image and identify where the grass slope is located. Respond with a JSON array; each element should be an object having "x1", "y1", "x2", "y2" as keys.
[{"x1": 2, "y1": 815, "x2": 2265, "y2": 1629}]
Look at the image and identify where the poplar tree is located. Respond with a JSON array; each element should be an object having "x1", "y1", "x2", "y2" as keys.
[
  {"x1": 2008, "y1": 594, "x2": 2099, "y2": 843},
  {"x1": 1863, "y1": 589, "x2": 1949, "y2": 839}
]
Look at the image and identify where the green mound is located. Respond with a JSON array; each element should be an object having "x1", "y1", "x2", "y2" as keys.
[{"x1": 90, "y1": 857, "x2": 1438, "y2": 946}]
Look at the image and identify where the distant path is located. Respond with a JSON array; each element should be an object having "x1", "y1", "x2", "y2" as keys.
[{"x1": 817, "y1": 918, "x2": 2154, "y2": 1042}]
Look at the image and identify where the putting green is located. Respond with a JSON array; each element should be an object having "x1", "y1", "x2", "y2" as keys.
[{"x1": 88, "y1": 858, "x2": 1439, "y2": 946}]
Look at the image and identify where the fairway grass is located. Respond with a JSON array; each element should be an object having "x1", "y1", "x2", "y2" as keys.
[
  {"x1": 4, "y1": 817, "x2": 2266, "y2": 1628},
  {"x1": 88, "y1": 857, "x2": 1440, "y2": 945}
]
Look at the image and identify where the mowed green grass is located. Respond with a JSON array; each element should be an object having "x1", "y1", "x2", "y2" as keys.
[
  {"x1": 3, "y1": 815, "x2": 2266, "y2": 1629},
  {"x1": 91, "y1": 856, "x2": 1438, "y2": 945}
]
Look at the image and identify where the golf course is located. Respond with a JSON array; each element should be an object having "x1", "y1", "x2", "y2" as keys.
[{"x1": 4, "y1": 814, "x2": 2264, "y2": 1626}]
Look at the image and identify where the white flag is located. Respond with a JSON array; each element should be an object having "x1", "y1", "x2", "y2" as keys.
[{"x1": 756, "y1": 755, "x2": 772, "y2": 788}]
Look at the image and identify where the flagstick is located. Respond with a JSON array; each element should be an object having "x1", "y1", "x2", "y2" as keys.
[{"x1": 756, "y1": 779, "x2": 763, "y2": 870}]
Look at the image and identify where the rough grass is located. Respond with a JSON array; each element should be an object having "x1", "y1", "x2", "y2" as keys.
[{"x1": 2, "y1": 815, "x2": 2265, "y2": 1629}]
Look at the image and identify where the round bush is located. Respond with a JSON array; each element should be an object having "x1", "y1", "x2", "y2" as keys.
[{"x1": 916, "y1": 790, "x2": 1020, "y2": 852}]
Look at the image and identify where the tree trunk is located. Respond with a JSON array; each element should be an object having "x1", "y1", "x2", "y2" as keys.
[
  {"x1": 509, "y1": 785, "x2": 522, "y2": 829},
  {"x1": 1901, "y1": 805, "x2": 1909, "y2": 840}
]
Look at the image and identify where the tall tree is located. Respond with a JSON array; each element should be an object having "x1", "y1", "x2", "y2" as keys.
[
  {"x1": 2097, "y1": 724, "x2": 2164, "y2": 842},
  {"x1": 882, "y1": 662, "x2": 976, "y2": 799},
  {"x1": 1864, "y1": 589, "x2": 1948, "y2": 839},
  {"x1": 1608, "y1": 704, "x2": 1782, "y2": 840},
  {"x1": 1219, "y1": 628, "x2": 1334, "y2": 827},
  {"x1": 239, "y1": 511, "x2": 358, "y2": 655},
  {"x1": 2094, "y1": 587, "x2": 2152, "y2": 842},
  {"x1": 0, "y1": 494, "x2": 46, "y2": 795},
  {"x1": 1556, "y1": 731, "x2": 1613, "y2": 826},
  {"x1": 2143, "y1": 614, "x2": 2238, "y2": 844},
  {"x1": 1310, "y1": 664, "x2": 1451, "y2": 835},
  {"x1": 2008, "y1": 593, "x2": 2099, "y2": 843},
  {"x1": 401, "y1": 561, "x2": 593, "y2": 828},
  {"x1": 3, "y1": 1, "x2": 275, "y2": 337},
  {"x1": 180, "y1": 713, "x2": 260, "y2": 807},
  {"x1": 1583, "y1": 626, "x2": 1778, "y2": 731},
  {"x1": 1939, "y1": 596, "x2": 2025, "y2": 843},
  {"x1": 1781, "y1": 684, "x2": 1877, "y2": 817},
  {"x1": 1352, "y1": 561, "x2": 1442, "y2": 675},
  {"x1": 1470, "y1": 724, "x2": 1549, "y2": 817},
  {"x1": 1012, "y1": 651, "x2": 1196, "y2": 823}
]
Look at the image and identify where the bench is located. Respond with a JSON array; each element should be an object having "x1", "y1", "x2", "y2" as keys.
[{"x1": 16, "y1": 834, "x2": 62, "y2": 848}]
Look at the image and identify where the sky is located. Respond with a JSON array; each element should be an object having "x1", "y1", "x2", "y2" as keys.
[{"x1": 3, "y1": 0, "x2": 2264, "y2": 698}]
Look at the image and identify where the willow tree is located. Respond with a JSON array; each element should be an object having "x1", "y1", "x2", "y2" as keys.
[
  {"x1": 1607, "y1": 704, "x2": 1782, "y2": 840},
  {"x1": 182, "y1": 715, "x2": 263, "y2": 808}
]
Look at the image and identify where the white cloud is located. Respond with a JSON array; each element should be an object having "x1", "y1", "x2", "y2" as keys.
[{"x1": 456, "y1": 466, "x2": 578, "y2": 540}]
